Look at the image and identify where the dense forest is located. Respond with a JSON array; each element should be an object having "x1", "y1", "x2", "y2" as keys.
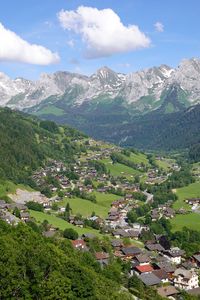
[
  {"x1": 0, "y1": 220, "x2": 133, "y2": 300},
  {"x1": 0, "y1": 108, "x2": 86, "y2": 184}
]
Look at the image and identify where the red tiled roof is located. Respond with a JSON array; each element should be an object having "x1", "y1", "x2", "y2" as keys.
[
  {"x1": 135, "y1": 264, "x2": 154, "y2": 273},
  {"x1": 71, "y1": 239, "x2": 86, "y2": 248}
]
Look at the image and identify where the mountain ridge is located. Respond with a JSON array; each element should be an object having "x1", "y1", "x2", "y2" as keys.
[{"x1": 1, "y1": 57, "x2": 200, "y2": 113}]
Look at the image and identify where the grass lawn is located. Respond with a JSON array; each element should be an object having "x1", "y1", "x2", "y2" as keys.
[
  {"x1": 173, "y1": 182, "x2": 200, "y2": 210},
  {"x1": 101, "y1": 159, "x2": 141, "y2": 179},
  {"x1": 171, "y1": 213, "x2": 200, "y2": 232},
  {"x1": 30, "y1": 210, "x2": 101, "y2": 236},
  {"x1": 127, "y1": 153, "x2": 149, "y2": 166},
  {"x1": 156, "y1": 159, "x2": 171, "y2": 171},
  {"x1": 59, "y1": 192, "x2": 120, "y2": 218},
  {"x1": 0, "y1": 181, "x2": 33, "y2": 199}
]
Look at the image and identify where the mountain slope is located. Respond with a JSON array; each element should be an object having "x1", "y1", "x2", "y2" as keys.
[
  {"x1": 0, "y1": 108, "x2": 85, "y2": 184},
  {"x1": 96, "y1": 104, "x2": 200, "y2": 151}
]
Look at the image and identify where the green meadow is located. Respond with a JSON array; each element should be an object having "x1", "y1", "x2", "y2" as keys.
[
  {"x1": 30, "y1": 210, "x2": 100, "y2": 236},
  {"x1": 58, "y1": 192, "x2": 120, "y2": 218}
]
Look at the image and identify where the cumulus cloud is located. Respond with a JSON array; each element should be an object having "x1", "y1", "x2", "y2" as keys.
[
  {"x1": 154, "y1": 22, "x2": 164, "y2": 32},
  {"x1": 58, "y1": 6, "x2": 151, "y2": 58},
  {"x1": 0, "y1": 23, "x2": 60, "y2": 65}
]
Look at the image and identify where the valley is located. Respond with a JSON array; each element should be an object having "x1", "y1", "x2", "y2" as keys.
[{"x1": 0, "y1": 108, "x2": 200, "y2": 298}]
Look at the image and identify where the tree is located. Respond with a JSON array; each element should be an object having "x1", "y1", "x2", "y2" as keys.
[
  {"x1": 127, "y1": 210, "x2": 137, "y2": 223},
  {"x1": 13, "y1": 207, "x2": 20, "y2": 218},
  {"x1": 26, "y1": 201, "x2": 44, "y2": 212},
  {"x1": 63, "y1": 228, "x2": 78, "y2": 240}
]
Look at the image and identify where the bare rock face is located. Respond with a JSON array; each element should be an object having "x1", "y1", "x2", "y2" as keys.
[{"x1": 1, "y1": 57, "x2": 200, "y2": 112}]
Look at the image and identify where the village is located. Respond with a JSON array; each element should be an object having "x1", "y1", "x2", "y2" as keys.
[{"x1": 0, "y1": 139, "x2": 199, "y2": 299}]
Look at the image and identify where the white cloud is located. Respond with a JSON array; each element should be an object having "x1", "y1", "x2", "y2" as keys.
[
  {"x1": 67, "y1": 39, "x2": 75, "y2": 48},
  {"x1": 154, "y1": 22, "x2": 164, "y2": 32},
  {"x1": 58, "y1": 6, "x2": 151, "y2": 58},
  {"x1": 0, "y1": 23, "x2": 60, "y2": 65}
]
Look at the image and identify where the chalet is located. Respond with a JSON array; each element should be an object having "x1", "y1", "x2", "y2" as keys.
[
  {"x1": 82, "y1": 233, "x2": 96, "y2": 239},
  {"x1": 164, "y1": 247, "x2": 184, "y2": 265},
  {"x1": 135, "y1": 264, "x2": 154, "y2": 275},
  {"x1": 71, "y1": 239, "x2": 87, "y2": 251},
  {"x1": 163, "y1": 207, "x2": 175, "y2": 219},
  {"x1": 173, "y1": 268, "x2": 199, "y2": 290},
  {"x1": 95, "y1": 252, "x2": 109, "y2": 267},
  {"x1": 128, "y1": 230, "x2": 140, "y2": 240},
  {"x1": 135, "y1": 254, "x2": 150, "y2": 265},
  {"x1": 152, "y1": 269, "x2": 168, "y2": 283},
  {"x1": 74, "y1": 220, "x2": 84, "y2": 228},
  {"x1": 186, "y1": 198, "x2": 200, "y2": 205},
  {"x1": 145, "y1": 243, "x2": 165, "y2": 252},
  {"x1": 139, "y1": 273, "x2": 161, "y2": 286},
  {"x1": 20, "y1": 212, "x2": 30, "y2": 222},
  {"x1": 157, "y1": 286, "x2": 179, "y2": 299},
  {"x1": 154, "y1": 261, "x2": 176, "y2": 278},
  {"x1": 111, "y1": 239, "x2": 123, "y2": 250},
  {"x1": 192, "y1": 254, "x2": 200, "y2": 267},
  {"x1": 121, "y1": 246, "x2": 142, "y2": 259}
]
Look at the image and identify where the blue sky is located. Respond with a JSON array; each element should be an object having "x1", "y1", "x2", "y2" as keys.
[{"x1": 0, "y1": 0, "x2": 200, "y2": 79}]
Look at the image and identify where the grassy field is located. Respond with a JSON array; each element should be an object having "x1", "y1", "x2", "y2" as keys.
[
  {"x1": 173, "y1": 182, "x2": 200, "y2": 210},
  {"x1": 126, "y1": 152, "x2": 149, "y2": 166},
  {"x1": 30, "y1": 210, "x2": 101, "y2": 236},
  {"x1": 101, "y1": 159, "x2": 141, "y2": 179},
  {"x1": 59, "y1": 192, "x2": 120, "y2": 218},
  {"x1": 36, "y1": 105, "x2": 64, "y2": 116},
  {"x1": 156, "y1": 159, "x2": 172, "y2": 171},
  {"x1": 171, "y1": 213, "x2": 200, "y2": 232}
]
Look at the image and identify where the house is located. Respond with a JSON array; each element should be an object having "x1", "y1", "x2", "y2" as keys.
[
  {"x1": 121, "y1": 247, "x2": 142, "y2": 259},
  {"x1": 135, "y1": 254, "x2": 150, "y2": 265},
  {"x1": 20, "y1": 212, "x2": 30, "y2": 222},
  {"x1": 139, "y1": 273, "x2": 161, "y2": 286},
  {"x1": 192, "y1": 254, "x2": 200, "y2": 267},
  {"x1": 164, "y1": 247, "x2": 184, "y2": 264},
  {"x1": 74, "y1": 220, "x2": 84, "y2": 228},
  {"x1": 128, "y1": 230, "x2": 140, "y2": 240},
  {"x1": 111, "y1": 239, "x2": 123, "y2": 250},
  {"x1": 95, "y1": 252, "x2": 109, "y2": 267},
  {"x1": 154, "y1": 261, "x2": 176, "y2": 278},
  {"x1": 157, "y1": 286, "x2": 179, "y2": 299},
  {"x1": 152, "y1": 269, "x2": 168, "y2": 283},
  {"x1": 173, "y1": 268, "x2": 199, "y2": 290},
  {"x1": 145, "y1": 243, "x2": 165, "y2": 252},
  {"x1": 135, "y1": 264, "x2": 154, "y2": 275},
  {"x1": 71, "y1": 239, "x2": 87, "y2": 250},
  {"x1": 82, "y1": 233, "x2": 96, "y2": 239}
]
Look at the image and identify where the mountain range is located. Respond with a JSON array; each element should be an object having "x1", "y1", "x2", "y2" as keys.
[{"x1": 1, "y1": 57, "x2": 200, "y2": 150}]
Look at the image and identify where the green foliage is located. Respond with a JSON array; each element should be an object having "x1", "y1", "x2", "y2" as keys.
[
  {"x1": 63, "y1": 228, "x2": 79, "y2": 240},
  {"x1": 0, "y1": 220, "x2": 128, "y2": 299},
  {"x1": 88, "y1": 160, "x2": 107, "y2": 174},
  {"x1": 0, "y1": 108, "x2": 84, "y2": 185},
  {"x1": 26, "y1": 201, "x2": 44, "y2": 212}
]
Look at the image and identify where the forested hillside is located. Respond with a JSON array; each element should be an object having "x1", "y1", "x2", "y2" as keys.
[
  {"x1": 0, "y1": 220, "x2": 132, "y2": 299},
  {"x1": 0, "y1": 108, "x2": 86, "y2": 184},
  {"x1": 81, "y1": 104, "x2": 200, "y2": 151}
]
